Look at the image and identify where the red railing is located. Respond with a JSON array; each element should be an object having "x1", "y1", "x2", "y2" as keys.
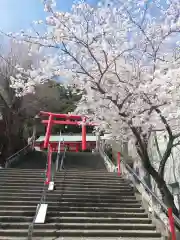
[{"x1": 168, "y1": 208, "x2": 176, "y2": 240}]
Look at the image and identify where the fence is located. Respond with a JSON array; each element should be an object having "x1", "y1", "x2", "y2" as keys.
[
  {"x1": 99, "y1": 141, "x2": 180, "y2": 239},
  {"x1": 5, "y1": 144, "x2": 32, "y2": 168}
]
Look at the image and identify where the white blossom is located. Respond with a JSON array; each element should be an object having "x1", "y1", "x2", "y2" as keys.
[{"x1": 9, "y1": 0, "x2": 180, "y2": 141}]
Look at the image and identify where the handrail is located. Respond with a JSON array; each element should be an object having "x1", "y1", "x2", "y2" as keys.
[
  {"x1": 99, "y1": 142, "x2": 180, "y2": 231},
  {"x1": 55, "y1": 132, "x2": 62, "y2": 172},
  {"x1": 5, "y1": 144, "x2": 31, "y2": 168},
  {"x1": 121, "y1": 157, "x2": 180, "y2": 230},
  {"x1": 60, "y1": 145, "x2": 67, "y2": 171},
  {"x1": 27, "y1": 150, "x2": 49, "y2": 240},
  {"x1": 99, "y1": 144, "x2": 116, "y2": 172}
]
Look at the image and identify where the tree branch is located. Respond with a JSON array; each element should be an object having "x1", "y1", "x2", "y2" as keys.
[
  {"x1": 154, "y1": 108, "x2": 173, "y2": 137},
  {"x1": 62, "y1": 42, "x2": 94, "y2": 80}
]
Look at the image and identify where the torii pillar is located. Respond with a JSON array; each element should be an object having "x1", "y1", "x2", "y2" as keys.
[{"x1": 82, "y1": 117, "x2": 87, "y2": 151}]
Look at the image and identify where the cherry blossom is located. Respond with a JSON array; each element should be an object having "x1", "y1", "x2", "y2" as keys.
[{"x1": 8, "y1": 0, "x2": 180, "y2": 214}]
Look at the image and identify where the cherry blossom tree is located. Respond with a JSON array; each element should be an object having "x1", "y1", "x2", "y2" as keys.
[{"x1": 9, "y1": 0, "x2": 180, "y2": 215}]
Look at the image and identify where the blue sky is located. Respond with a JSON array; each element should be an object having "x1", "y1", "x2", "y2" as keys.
[{"x1": 0, "y1": 0, "x2": 98, "y2": 32}]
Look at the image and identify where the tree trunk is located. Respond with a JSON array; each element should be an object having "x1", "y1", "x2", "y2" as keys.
[
  {"x1": 144, "y1": 157, "x2": 179, "y2": 217},
  {"x1": 130, "y1": 124, "x2": 179, "y2": 216}
]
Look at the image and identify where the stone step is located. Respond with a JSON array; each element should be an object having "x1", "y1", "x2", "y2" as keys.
[
  {"x1": 0, "y1": 169, "x2": 108, "y2": 173},
  {"x1": 0, "y1": 237, "x2": 162, "y2": 240},
  {"x1": 0, "y1": 229, "x2": 162, "y2": 238},
  {"x1": 0, "y1": 184, "x2": 132, "y2": 190},
  {"x1": 0, "y1": 161, "x2": 161, "y2": 240},
  {"x1": 1, "y1": 180, "x2": 129, "y2": 186},
  {"x1": 0, "y1": 179, "x2": 129, "y2": 185},
  {"x1": 0, "y1": 168, "x2": 45, "y2": 173},
  {"x1": 0, "y1": 171, "x2": 119, "y2": 177},
  {"x1": 0, "y1": 200, "x2": 141, "y2": 207},
  {"x1": 0, "y1": 205, "x2": 144, "y2": 213},
  {"x1": 0, "y1": 177, "x2": 129, "y2": 186},
  {"x1": 0, "y1": 210, "x2": 149, "y2": 218},
  {"x1": 1, "y1": 181, "x2": 130, "y2": 188},
  {"x1": 0, "y1": 186, "x2": 133, "y2": 192},
  {"x1": 0, "y1": 196, "x2": 138, "y2": 202},
  {"x1": 0, "y1": 170, "x2": 120, "y2": 175},
  {"x1": 0, "y1": 222, "x2": 156, "y2": 231},
  {"x1": 0, "y1": 171, "x2": 123, "y2": 177},
  {"x1": 0, "y1": 195, "x2": 137, "y2": 201},
  {"x1": 0, "y1": 191, "x2": 135, "y2": 196},
  {"x1": 0, "y1": 216, "x2": 152, "y2": 224},
  {"x1": 46, "y1": 216, "x2": 152, "y2": 224}
]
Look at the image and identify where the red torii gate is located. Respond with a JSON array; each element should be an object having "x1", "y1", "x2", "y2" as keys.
[{"x1": 39, "y1": 111, "x2": 97, "y2": 151}]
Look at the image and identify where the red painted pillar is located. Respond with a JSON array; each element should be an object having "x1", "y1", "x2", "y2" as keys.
[
  {"x1": 117, "y1": 152, "x2": 121, "y2": 176},
  {"x1": 168, "y1": 208, "x2": 176, "y2": 240},
  {"x1": 46, "y1": 145, "x2": 52, "y2": 185},
  {"x1": 44, "y1": 114, "x2": 53, "y2": 149},
  {"x1": 82, "y1": 117, "x2": 87, "y2": 151}
]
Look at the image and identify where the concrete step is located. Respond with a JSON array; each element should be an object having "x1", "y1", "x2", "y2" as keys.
[
  {"x1": 0, "y1": 177, "x2": 127, "y2": 184},
  {"x1": 0, "y1": 171, "x2": 119, "y2": 177},
  {"x1": 0, "y1": 182, "x2": 130, "y2": 188},
  {"x1": 0, "y1": 169, "x2": 108, "y2": 173},
  {"x1": 0, "y1": 179, "x2": 129, "y2": 185},
  {"x1": 0, "y1": 210, "x2": 147, "y2": 218},
  {"x1": 0, "y1": 229, "x2": 162, "y2": 238},
  {"x1": 0, "y1": 210, "x2": 149, "y2": 218},
  {"x1": 1, "y1": 182, "x2": 130, "y2": 189},
  {"x1": 0, "y1": 191, "x2": 135, "y2": 197},
  {"x1": 0, "y1": 195, "x2": 137, "y2": 202},
  {"x1": 0, "y1": 216, "x2": 152, "y2": 224},
  {"x1": 1, "y1": 172, "x2": 121, "y2": 178},
  {"x1": 0, "y1": 236, "x2": 162, "y2": 240},
  {"x1": 0, "y1": 222, "x2": 156, "y2": 231},
  {"x1": 0, "y1": 205, "x2": 144, "y2": 213},
  {"x1": 46, "y1": 216, "x2": 152, "y2": 224},
  {"x1": 0, "y1": 168, "x2": 45, "y2": 172},
  {"x1": 0, "y1": 184, "x2": 132, "y2": 190},
  {"x1": 0, "y1": 170, "x2": 120, "y2": 176},
  {"x1": 0, "y1": 186, "x2": 133, "y2": 192},
  {"x1": 0, "y1": 201, "x2": 141, "y2": 208}
]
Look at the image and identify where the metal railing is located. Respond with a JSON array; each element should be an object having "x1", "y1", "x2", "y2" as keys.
[
  {"x1": 99, "y1": 144, "x2": 116, "y2": 172},
  {"x1": 55, "y1": 132, "x2": 63, "y2": 172},
  {"x1": 99, "y1": 142, "x2": 180, "y2": 232},
  {"x1": 60, "y1": 146, "x2": 67, "y2": 171},
  {"x1": 5, "y1": 144, "x2": 32, "y2": 168},
  {"x1": 120, "y1": 157, "x2": 180, "y2": 230},
  {"x1": 27, "y1": 150, "x2": 49, "y2": 240},
  {"x1": 27, "y1": 137, "x2": 67, "y2": 239}
]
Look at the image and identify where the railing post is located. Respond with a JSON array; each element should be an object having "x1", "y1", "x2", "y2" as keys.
[
  {"x1": 46, "y1": 145, "x2": 52, "y2": 185},
  {"x1": 117, "y1": 152, "x2": 121, "y2": 176},
  {"x1": 168, "y1": 208, "x2": 176, "y2": 240}
]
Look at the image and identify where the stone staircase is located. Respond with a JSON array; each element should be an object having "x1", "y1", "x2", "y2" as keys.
[{"x1": 0, "y1": 152, "x2": 162, "y2": 239}]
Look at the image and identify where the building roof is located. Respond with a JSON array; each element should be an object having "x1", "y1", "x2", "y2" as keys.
[{"x1": 36, "y1": 135, "x2": 97, "y2": 143}]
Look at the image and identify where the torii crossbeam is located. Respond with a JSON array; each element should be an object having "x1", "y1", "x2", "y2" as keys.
[{"x1": 39, "y1": 111, "x2": 98, "y2": 151}]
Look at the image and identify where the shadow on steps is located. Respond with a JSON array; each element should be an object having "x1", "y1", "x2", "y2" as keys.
[
  {"x1": 9, "y1": 151, "x2": 106, "y2": 171},
  {"x1": 64, "y1": 152, "x2": 106, "y2": 171},
  {"x1": 10, "y1": 150, "x2": 47, "y2": 169}
]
